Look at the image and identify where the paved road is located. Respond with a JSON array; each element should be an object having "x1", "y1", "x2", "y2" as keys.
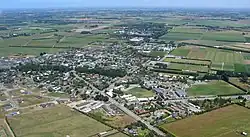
[{"x1": 74, "y1": 72, "x2": 166, "y2": 137}]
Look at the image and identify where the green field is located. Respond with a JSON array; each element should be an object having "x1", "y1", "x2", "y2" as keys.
[
  {"x1": 16, "y1": 95, "x2": 51, "y2": 107},
  {"x1": 187, "y1": 80, "x2": 244, "y2": 96},
  {"x1": 160, "y1": 32, "x2": 202, "y2": 41},
  {"x1": 126, "y1": 87, "x2": 155, "y2": 98},
  {"x1": 57, "y1": 34, "x2": 113, "y2": 47},
  {"x1": 164, "y1": 57, "x2": 210, "y2": 65},
  {"x1": 245, "y1": 37, "x2": 250, "y2": 42},
  {"x1": 8, "y1": 105, "x2": 112, "y2": 137},
  {"x1": 170, "y1": 46, "x2": 247, "y2": 72},
  {"x1": 180, "y1": 40, "x2": 236, "y2": 47},
  {"x1": 170, "y1": 26, "x2": 207, "y2": 33},
  {"x1": 168, "y1": 63, "x2": 209, "y2": 73},
  {"x1": 170, "y1": 48, "x2": 190, "y2": 56},
  {"x1": 202, "y1": 31, "x2": 246, "y2": 42},
  {"x1": 149, "y1": 51, "x2": 168, "y2": 57},
  {"x1": 188, "y1": 19, "x2": 250, "y2": 27},
  {"x1": 160, "y1": 105, "x2": 250, "y2": 137},
  {"x1": 28, "y1": 38, "x2": 57, "y2": 47}
]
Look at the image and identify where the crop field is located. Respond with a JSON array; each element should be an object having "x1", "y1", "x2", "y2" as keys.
[
  {"x1": 8, "y1": 105, "x2": 112, "y2": 137},
  {"x1": 188, "y1": 19, "x2": 250, "y2": 27},
  {"x1": 160, "y1": 105, "x2": 250, "y2": 137},
  {"x1": 160, "y1": 32, "x2": 202, "y2": 41},
  {"x1": 164, "y1": 57, "x2": 210, "y2": 65},
  {"x1": 202, "y1": 31, "x2": 246, "y2": 42},
  {"x1": 126, "y1": 87, "x2": 155, "y2": 98},
  {"x1": 57, "y1": 34, "x2": 110, "y2": 47},
  {"x1": 168, "y1": 63, "x2": 209, "y2": 73},
  {"x1": 180, "y1": 40, "x2": 237, "y2": 47},
  {"x1": 170, "y1": 26, "x2": 207, "y2": 33},
  {"x1": 170, "y1": 46, "x2": 247, "y2": 72},
  {"x1": 0, "y1": 36, "x2": 33, "y2": 47},
  {"x1": 27, "y1": 38, "x2": 57, "y2": 47},
  {"x1": 170, "y1": 48, "x2": 190, "y2": 56},
  {"x1": 187, "y1": 80, "x2": 244, "y2": 96},
  {"x1": 245, "y1": 37, "x2": 250, "y2": 42}
]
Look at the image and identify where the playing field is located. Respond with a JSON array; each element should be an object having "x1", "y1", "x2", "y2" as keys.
[
  {"x1": 126, "y1": 87, "x2": 155, "y2": 98},
  {"x1": 8, "y1": 105, "x2": 112, "y2": 137},
  {"x1": 187, "y1": 80, "x2": 244, "y2": 96},
  {"x1": 160, "y1": 105, "x2": 250, "y2": 137}
]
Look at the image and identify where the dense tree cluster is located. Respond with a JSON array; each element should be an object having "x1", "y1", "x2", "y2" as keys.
[
  {"x1": 75, "y1": 66, "x2": 126, "y2": 78},
  {"x1": 18, "y1": 63, "x2": 71, "y2": 72}
]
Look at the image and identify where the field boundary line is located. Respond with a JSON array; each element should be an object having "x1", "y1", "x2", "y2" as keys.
[{"x1": 4, "y1": 118, "x2": 15, "y2": 137}]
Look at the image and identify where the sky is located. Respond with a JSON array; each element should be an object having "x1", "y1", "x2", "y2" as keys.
[{"x1": 1, "y1": 0, "x2": 250, "y2": 9}]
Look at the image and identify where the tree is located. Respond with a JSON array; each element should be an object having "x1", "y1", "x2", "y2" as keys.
[{"x1": 240, "y1": 73, "x2": 248, "y2": 83}]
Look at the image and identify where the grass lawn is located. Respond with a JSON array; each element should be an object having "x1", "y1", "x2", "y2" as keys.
[
  {"x1": 105, "y1": 115, "x2": 136, "y2": 128},
  {"x1": 126, "y1": 87, "x2": 155, "y2": 98},
  {"x1": 47, "y1": 92, "x2": 69, "y2": 98},
  {"x1": 188, "y1": 80, "x2": 244, "y2": 96},
  {"x1": 15, "y1": 95, "x2": 51, "y2": 107},
  {"x1": 8, "y1": 105, "x2": 112, "y2": 137},
  {"x1": 160, "y1": 105, "x2": 250, "y2": 137}
]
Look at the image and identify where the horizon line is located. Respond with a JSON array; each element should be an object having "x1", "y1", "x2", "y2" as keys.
[{"x1": 1, "y1": 6, "x2": 250, "y2": 11}]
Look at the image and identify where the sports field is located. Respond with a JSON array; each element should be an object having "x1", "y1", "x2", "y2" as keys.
[
  {"x1": 160, "y1": 105, "x2": 250, "y2": 137},
  {"x1": 126, "y1": 87, "x2": 155, "y2": 98},
  {"x1": 170, "y1": 46, "x2": 247, "y2": 72},
  {"x1": 8, "y1": 105, "x2": 112, "y2": 137},
  {"x1": 187, "y1": 80, "x2": 244, "y2": 96}
]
